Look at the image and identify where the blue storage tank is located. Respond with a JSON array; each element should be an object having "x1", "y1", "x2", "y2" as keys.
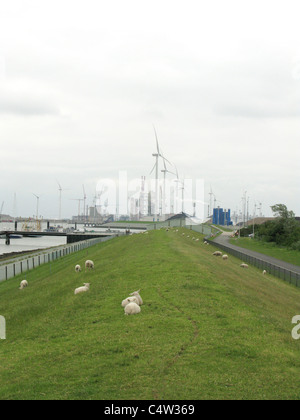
[{"x1": 213, "y1": 208, "x2": 232, "y2": 226}]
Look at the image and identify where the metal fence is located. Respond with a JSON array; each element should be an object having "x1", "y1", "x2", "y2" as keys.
[
  {"x1": 0, "y1": 235, "x2": 117, "y2": 283},
  {"x1": 207, "y1": 239, "x2": 300, "y2": 288}
]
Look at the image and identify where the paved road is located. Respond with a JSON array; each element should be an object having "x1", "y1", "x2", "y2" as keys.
[{"x1": 213, "y1": 232, "x2": 300, "y2": 274}]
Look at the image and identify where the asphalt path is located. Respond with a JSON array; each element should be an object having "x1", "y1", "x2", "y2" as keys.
[{"x1": 213, "y1": 232, "x2": 300, "y2": 275}]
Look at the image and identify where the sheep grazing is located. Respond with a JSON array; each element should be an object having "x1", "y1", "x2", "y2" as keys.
[
  {"x1": 85, "y1": 260, "x2": 94, "y2": 270},
  {"x1": 222, "y1": 255, "x2": 228, "y2": 260},
  {"x1": 129, "y1": 290, "x2": 143, "y2": 306},
  {"x1": 19, "y1": 280, "x2": 28, "y2": 290},
  {"x1": 121, "y1": 296, "x2": 139, "y2": 308},
  {"x1": 75, "y1": 264, "x2": 82, "y2": 273},
  {"x1": 263, "y1": 270, "x2": 267, "y2": 275},
  {"x1": 74, "y1": 283, "x2": 90, "y2": 295},
  {"x1": 213, "y1": 251, "x2": 222, "y2": 257},
  {"x1": 240, "y1": 263, "x2": 249, "y2": 269},
  {"x1": 124, "y1": 302, "x2": 141, "y2": 315}
]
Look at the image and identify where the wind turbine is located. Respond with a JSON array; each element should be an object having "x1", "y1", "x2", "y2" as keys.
[
  {"x1": 161, "y1": 156, "x2": 177, "y2": 217},
  {"x1": 172, "y1": 165, "x2": 184, "y2": 214},
  {"x1": 57, "y1": 181, "x2": 70, "y2": 221},
  {"x1": 208, "y1": 185, "x2": 214, "y2": 217},
  {"x1": 150, "y1": 126, "x2": 171, "y2": 221},
  {"x1": 32, "y1": 193, "x2": 41, "y2": 220},
  {"x1": 0, "y1": 201, "x2": 4, "y2": 222},
  {"x1": 82, "y1": 185, "x2": 87, "y2": 221}
]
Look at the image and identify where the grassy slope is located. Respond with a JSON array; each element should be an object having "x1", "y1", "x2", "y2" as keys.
[
  {"x1": 229, "y1": 237, "x2": 300, "y2": 267},
  {"x1": 1, "y1": 229, "x2": 300, "y2": 400}
]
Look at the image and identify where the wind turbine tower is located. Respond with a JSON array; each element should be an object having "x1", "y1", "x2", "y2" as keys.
[
  {"x1": 161, "y1": 157, "x2": 176, "y2": 218},
  {"x1": 208, "y1": 186, "x2": 214, "y2": 217},
  {"x1": 82, "y1": 185, "x2": 87, "y2": 221},
  {"x1": 33, "y1": 193, "x2": 40, "y2": 220},
  {"x1": 150, "y1": 126, "x2": 170, "y2": 221},
  {"x1": 57, "y1": 181, "x2": 70, "y2": 221}
]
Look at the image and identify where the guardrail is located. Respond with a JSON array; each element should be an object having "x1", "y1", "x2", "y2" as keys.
[
  {"x1": 207, "y1": 239, "x2": 300, "y2": 288},
  {"x1": 0, "y1": 235, "x2": 118, "y2": 283}
]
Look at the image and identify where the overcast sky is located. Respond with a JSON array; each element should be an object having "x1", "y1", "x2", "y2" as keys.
[{"x1": 0, "y1": 0, "x2": 299, "y2": 219}]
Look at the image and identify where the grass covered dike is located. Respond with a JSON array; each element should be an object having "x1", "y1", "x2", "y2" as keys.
[{"x1": 1, "y1": 228, "x2": 300, "y2": 400}]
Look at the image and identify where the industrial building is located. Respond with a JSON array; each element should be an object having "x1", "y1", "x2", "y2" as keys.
[{"x1": 212, "y1": 207, "x2": 233, "y2": 226}]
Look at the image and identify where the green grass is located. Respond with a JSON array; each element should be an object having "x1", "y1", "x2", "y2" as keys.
[
  {"x1": 1, "y1": 228, "x2": 300, "y2": 400},
  {"x1": 229, "y1": 237, "x2": 300, "y2": 267}
]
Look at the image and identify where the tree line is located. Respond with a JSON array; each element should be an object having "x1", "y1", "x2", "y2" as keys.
[{"x1": 239, "y1": 204, "x2": 300, "y2": 251}]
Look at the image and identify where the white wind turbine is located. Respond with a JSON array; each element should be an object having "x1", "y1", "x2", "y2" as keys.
[
  {"x1": 172, "y1": 165, "x2": 185, "y2": 214},
  {"x1": 32, "y1": 193, "x2": 42, "y2": 220},
  {"x1": 208, "y1": 185, "x2": 214, "y2": 217},
  {"x1": 82, "y1": 185, "x2": 87, "y2": 221},
  {"x1": 150, "y1": 126, "x2": 171, "y2": 221},
  {"x1": 161, "y1": 157, "x2": 177, "y2": 217},
  {"x1": 0, "y1": 201, "x2": 4, "y2": 222},
  {"x1": 57, "y1": 181, "x2": 70, "y2": 221}
]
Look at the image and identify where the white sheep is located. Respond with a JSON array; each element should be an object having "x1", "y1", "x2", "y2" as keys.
[
  {"x1": 129, "y1": 290, "x2": 143, "y2": 306},
  {"x1": 263, "y1": 270, "x2": 267, "y2": 275},
  {"x1": 74, "y1": 283, "x2": 90, "y2": 295},
  {"x1": 124, "y1": 302, "x2": 141, "y2": 315},
  {"x1": 213, "y1": 251, "x2": 222, "y2": 257},
  {"x1": 19, "y1": 280, "x2": 28, "y2": 290},
  {"x1": 121, "y1": 296, "x2": 139, "y2": 307},
  {"x1": 222, "y1": 255, "x2": 228, "y2": 260},
  {"x1": 75, "y1": 264, "x2": 82, "y2": 273},
  {"x1": 240, "y1": 263, "x2": 249, "y2": 269},
  {"x1": 85, "y1": 260, "x2": 94, "y2": 270}
]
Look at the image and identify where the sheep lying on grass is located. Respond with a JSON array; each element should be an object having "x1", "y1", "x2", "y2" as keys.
[
  {"x1": 74, "y1": 283, "x2": 90, "y2": 295},
  {"x1": 122, "y1": 290, "x2": 143, "y2": 315},
  {"x1": 240, "y1": 263, "x2": 249, "y2": 269},
  {"x1": 222, "y1": 255, "x2": 228, "y2": 260},
  {"x1": 124, "y1": 302, "x2": 141, "y2": 315},
  {"x1": 129, "y1": 290, "x2": 143, "y2": 306},
  {"x1": 19, "y1": 280, "x2": 28, "y2": 290},
  {"x1": 85, "y1": 260, "x2": 94, "y2": 270},
  {"x1": 75, "y1": 264, "x2": 82, "y2": 273},
  {"x1": 121, "y1": 296, "x2": 139, "y2": 307}
]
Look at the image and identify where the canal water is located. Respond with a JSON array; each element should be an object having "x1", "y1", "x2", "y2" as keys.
[
  {"x1": 0, "y1": 221, "x2": 143, "y2": 257},
  {"x1": 0, "y1": 221, "x2": 68, "y2": 257}
]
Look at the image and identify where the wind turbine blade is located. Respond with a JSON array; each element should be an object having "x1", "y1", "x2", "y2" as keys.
[
  {"x1": 162, "y1": 156, "x2": 167, "y2": 171},
  {"x1": 56, "y1": 179, "x2": 63, "y2": 192},
  {"x1": 150, "y1": 162, "x2": 157, "y2": 175},
  {"x1": 161, "y1": 153, "x2": 172, "y2": 166},
  {"x1": 153, "y1": 125, "x2": 160, "y2": 155}
]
